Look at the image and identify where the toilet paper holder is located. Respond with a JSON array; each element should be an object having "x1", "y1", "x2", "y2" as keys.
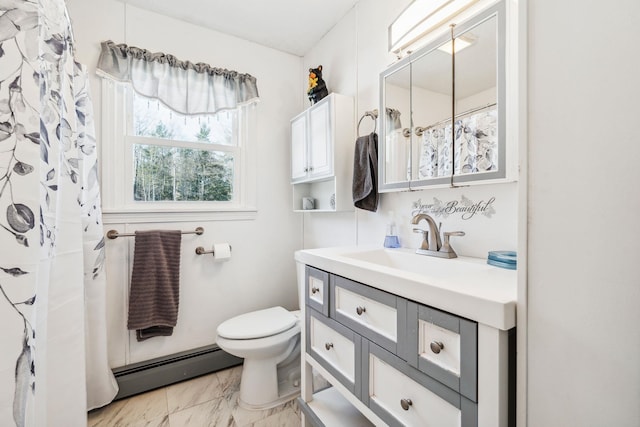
[{"x1": 195, "y1": 245, "x2": 232, "y2": 256}]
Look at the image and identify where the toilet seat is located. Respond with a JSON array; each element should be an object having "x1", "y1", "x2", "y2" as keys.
[{"x1": 217, "y1": 306, "x2": 297, "y2": 340}]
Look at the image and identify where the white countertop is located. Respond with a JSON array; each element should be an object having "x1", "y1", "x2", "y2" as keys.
[{"x1": 295, "y1": 246, "x2": 517, "y2": 330}]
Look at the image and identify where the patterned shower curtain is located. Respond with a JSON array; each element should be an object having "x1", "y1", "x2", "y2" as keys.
[{"x1": 0, "y1": 1, "x2": 117, "y2": 425}]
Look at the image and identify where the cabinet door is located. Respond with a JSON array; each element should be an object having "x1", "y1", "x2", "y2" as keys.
[
  {"x1": 406, "y1": 302, "x2": 478, "y2": 402},
  {"x1": 306, "y1": 309, "x2": 362, "y2": 398},
  {"x1": 306, "y1": 266, "x2": 329, "y2": 316},
  {"x1": 291, "y1": 114, "x2": 308, "y2": 182},
  {"x1": 363, "y1": 341, "x2": 477, "y2": 427},
  {"x1": 330, "y1": 275, "x2": 407, "y2": 357},
  {"x1": 308, "y1": 100, "x2": 333, "y2": 179}
]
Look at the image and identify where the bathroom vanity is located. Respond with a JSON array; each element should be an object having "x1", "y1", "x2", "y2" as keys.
[{"x1": 295, "y1": 247, "x2": 516, "y2": 427}]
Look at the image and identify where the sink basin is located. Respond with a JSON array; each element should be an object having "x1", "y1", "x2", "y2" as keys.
[
  {"x1": 340, "y1": 248, "x2": 489, "y2": 278},
  {"x1": 295, "y1": 246, "x2": 517, "y2": 330}
]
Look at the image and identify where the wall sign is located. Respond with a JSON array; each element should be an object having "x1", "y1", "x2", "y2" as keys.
[{"x1": 411, "y1": 195, "x2": 496, "y2": 220}]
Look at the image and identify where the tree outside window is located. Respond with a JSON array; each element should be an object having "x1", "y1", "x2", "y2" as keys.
[{"x1": 130, "y1": 93, "x2": 237, "y2": 202}]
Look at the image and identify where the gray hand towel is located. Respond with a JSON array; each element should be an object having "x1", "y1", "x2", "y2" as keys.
[
  {"x1": 127, "y1": 230, "x2": 182, "y2": 341},
  {"x1": 352, "y1": 133, "x2": 379, "y2": 212}
]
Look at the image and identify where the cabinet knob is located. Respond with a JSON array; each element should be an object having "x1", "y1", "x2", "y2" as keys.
[
  {"x1": 311, "y1": 286, "x2": 319, "y2": 294},
  {"x1": 325, "y1": 342, "x2": 333, "y2": 351},
  {"x1": 304, "y1": 167, "x2": 309, "y2": 172},
  {"x1": 356, "y1": 306, "x2": 366, "y2": 316},
  {"x1": 400, "y1": 398, "x2": 413, "y2": 411},
  {"x1": 430, "y1": 341, "x2": 444, "y2": 354},
  {"x1": 309, "y1": 166, "x2": 314, "y2": 171}
]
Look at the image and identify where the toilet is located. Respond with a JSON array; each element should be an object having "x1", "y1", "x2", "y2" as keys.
[{"x1": 215, "y1": 262, "x2": 305, "y2": 409}]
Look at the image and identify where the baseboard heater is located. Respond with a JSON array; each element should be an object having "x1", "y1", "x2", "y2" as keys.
[{"x1": 112, "y1": 344, "x2": 242, "y2": 400}]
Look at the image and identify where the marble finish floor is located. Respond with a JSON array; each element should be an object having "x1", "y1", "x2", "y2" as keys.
[{"x1": 88, "y1": 365, "x2": 300, "y2": 427}]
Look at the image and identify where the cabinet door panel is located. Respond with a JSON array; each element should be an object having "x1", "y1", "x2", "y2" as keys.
[
  {"x1": 291, "y1": 115, "x2": 308, "y2": 182},
  {"x1": 306, "y1": 266, "x2": 329, "y2": 316},
  {"x1": 407, "y1": 302, "x2": 478, "y2": 402},
  {"x1": 308, "y1": 100, "x2": 333, "y2": 179},
  {"x1": 363, "y1": 341, "x2": 478, "y2": 427},
  {"x1": 306, "y1": 309, "x2": 362, "y2": 397},
  {"x1": 330, "y1": 275, "x2": 407, "y2": 356}
]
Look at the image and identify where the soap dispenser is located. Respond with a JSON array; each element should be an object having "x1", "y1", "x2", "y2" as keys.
[{"x1": 383, "y1": 211, "x2": 401, "y2": 248}]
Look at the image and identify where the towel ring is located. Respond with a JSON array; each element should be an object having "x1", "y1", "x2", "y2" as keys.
[{"x1": 357, "y1": 109, "x2": 378, "y2": 137}]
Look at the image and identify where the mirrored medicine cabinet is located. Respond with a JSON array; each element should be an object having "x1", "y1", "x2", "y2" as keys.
[{"x1": 379, "y1": 1, "x2": 506, "y2": 192}]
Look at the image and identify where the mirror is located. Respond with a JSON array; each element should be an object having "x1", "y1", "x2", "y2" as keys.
[
  {"x1": 379, "y1": 1, "x2": 505, "y2": 192},
  {"x1": 453, "y1": 14, "x2": 500, "y2": 178},
  {"x1": 381, "y1": 64, "x2": 411, "y2": 187},
  {"x1": 411, "y1": 38, "x2": 453, "y2": 184}
]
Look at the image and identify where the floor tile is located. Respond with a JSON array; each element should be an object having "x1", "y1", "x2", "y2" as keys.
[
  {"x1": 88, "y1": 388, "x2": 168, "y2": 427},
  {"x1": 168, "y1": 397, "x2": 234, "y2": 427},
  {"x1": 166, "y1": 372, "x2": 221, "y2": 413},
  {"x1": 216, "y1": 365, "x2": 242, "y2": 399},
  {"x1": 88, "y1": 365, "x2": 301, "y2": 427},
  {"x1": 252, "y1": 407, "x2": 300, "y2": 427},
  {"x1": 230, "y1": 392, "x2": 298, "y2": 427}
]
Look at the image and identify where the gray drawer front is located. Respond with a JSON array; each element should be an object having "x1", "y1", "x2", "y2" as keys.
[
  {"x1": 362, "y1": 341, "x2": 478, "y2": 427},
  {"x1": 306, "y1": 266, "x2": 329, "y2": 316},
  {"x1": 330, "y1": 274, "x2": 407, "y2": 358},
  {"x1": 407, "y1": 301, "x2": 478, "y2": 402},
  {"x1": 306, "y1": 309, "x2": 362, "y2": 398}
]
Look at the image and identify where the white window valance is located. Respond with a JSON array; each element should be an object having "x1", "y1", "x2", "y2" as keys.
[{"x1": 96, "y1": 40, "x2": 259, "y2": 115}]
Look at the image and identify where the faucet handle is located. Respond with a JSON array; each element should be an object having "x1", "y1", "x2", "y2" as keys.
[
  {"x1": 441, "y1": 231, "x2": 465, "y2": 257},
  {"x1": 412, "y1": 228, "x2": 429, "y2": 250},
  {"x1": 444, "y1": 231, "x2": 465, "y2": 238}
]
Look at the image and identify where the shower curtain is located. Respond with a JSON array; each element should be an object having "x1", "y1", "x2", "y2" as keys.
[{"x1": 0, "y1": 1, "x2": 117, "y2": 425}]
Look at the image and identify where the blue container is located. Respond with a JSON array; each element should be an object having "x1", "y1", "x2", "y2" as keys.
[
  {"x1": 384, "y1": 235, "x2": 401, "y2": 248},
  {"x1": 487, "y1": 251, "x2": 517, "y2": 270}
]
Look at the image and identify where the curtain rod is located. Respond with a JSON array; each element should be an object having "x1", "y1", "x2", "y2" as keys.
[{"x1": 415, "y1": 102, "x2": 497, "y2": 136}]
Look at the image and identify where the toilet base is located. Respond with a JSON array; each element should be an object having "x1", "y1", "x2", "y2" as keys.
[
  {"x1": 237, "y1": 337, "x2": 301, "y2": 410},
  {"x1": 237, "y1": 359, "x2": 301, "y2": 410},
  {"x1": 238, "y1": 384, "x2": 299, "y2": 410}
]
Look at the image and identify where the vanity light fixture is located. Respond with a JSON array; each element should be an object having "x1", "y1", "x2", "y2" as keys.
[
  {"x1": 389, "y1": 0, "x2": 479, "y2": 56},
  {"x1": 436, "y1": 33, "x2": 477, "y2": 54}
]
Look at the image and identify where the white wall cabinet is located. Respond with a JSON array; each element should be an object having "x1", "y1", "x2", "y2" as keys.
[{"x1": 291, "y1": 93, "x2": 354, "y2": 212}]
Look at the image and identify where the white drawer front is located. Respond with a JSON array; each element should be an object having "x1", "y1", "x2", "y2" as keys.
[
  {"x1": 370, "y1": 354, "x2": 461, "y2": 427},
  {"x1": 419, "y1": 320, "x2": 461, "y2": 376},
  {"x1": 310, "y1": 315, "x2": 355, "y2": 382},
  {"x1": 308, "y1": 275, "x2": 325, "y2": 307},
  {"x1": 335, "y1": 286, "x2": 397, "y2": 341}
]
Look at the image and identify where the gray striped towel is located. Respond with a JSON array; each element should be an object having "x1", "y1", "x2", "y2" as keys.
[{"x1": 127, "y1": 230, "x2": 182, "y2": 341}]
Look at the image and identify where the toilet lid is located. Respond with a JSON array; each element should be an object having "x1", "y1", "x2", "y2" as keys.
[{"x1": 217, "y1": 306, "x2": 297, "y2": 340}]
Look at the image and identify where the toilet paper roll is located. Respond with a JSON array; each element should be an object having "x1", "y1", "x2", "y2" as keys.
[{"x1": 213, "y1": 243, "x2": 232, "y2": 261}]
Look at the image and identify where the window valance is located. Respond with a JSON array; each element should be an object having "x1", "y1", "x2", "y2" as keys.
[{"x1": 96, "y1": 40, "x2": 259, "y2": 115}]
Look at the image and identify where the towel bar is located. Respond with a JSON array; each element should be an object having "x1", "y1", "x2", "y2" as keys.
[{"x1": 106, "y1": 227, "x2": 204, "y2": 239}]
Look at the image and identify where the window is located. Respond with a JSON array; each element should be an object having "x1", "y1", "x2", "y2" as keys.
[{"x1": 101, "y1": 81, "x2": 256, "y2": 219}]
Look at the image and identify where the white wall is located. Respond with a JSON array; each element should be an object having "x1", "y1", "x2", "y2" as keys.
[
  {"x1": 66, "y1": 0, "x2": 304, "y2": 366},
  {"x1": 302, "y1": 0, "x2": 518, "y2": 258},
  {"x1": 527, "y1": 0, "x2": 640, "y2": 425},
  {"x1": 304, "y1": 0, "x2": 640, "y2": 425}
]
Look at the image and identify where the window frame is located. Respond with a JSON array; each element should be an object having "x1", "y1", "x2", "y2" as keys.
[{"x1": 100, "y1": 79, "x2": 257, "y2": 223}]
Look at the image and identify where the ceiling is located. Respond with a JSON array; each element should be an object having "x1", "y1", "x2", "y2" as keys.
[{"x1": 118, "y1": 0, "x2": 359, "y2": 56}]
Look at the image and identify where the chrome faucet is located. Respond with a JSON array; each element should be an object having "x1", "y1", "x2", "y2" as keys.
[{"x1": 411, "y1": 213, "x2": 465, "y2": 258}]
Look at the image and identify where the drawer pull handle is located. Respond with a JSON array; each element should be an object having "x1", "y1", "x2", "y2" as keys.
[
  {"x1": 325, "y1": 342, "x2": 333, "y2": 351},
  {"x1": 400, "y1": 398, "x2": 413, "y2": 411},
  {"x1": 311, "y1": 287, "x2": 319, "y2": 294},
  {"x1": 356, "y1": 306, "x2": 366, "y2": 316},
  {"x1": 430, "y1": 341, "x2": 445, "y2": 354}
]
